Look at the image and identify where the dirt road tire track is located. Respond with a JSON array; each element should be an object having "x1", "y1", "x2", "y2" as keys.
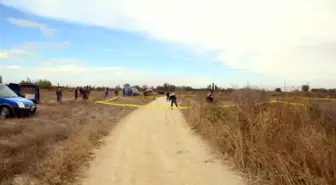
[{"x1": 80, "y1": 97, "x2": 244, "y2": 185}]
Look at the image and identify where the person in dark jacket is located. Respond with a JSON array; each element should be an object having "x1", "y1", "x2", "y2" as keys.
[
  {"x1": 104, "y1": 87, "x2": 109, "y2": 98},
  {"x1": 74, "y1": 87, "x2": 79, "y2": 100},
  {"x1": 79, "y1": 87, "x2": 83, "y2": 97},
  {"x1": 115, "y1": 88, "x2": 119, "y2": 96},
  {"x1": 169, "y1": 92, "x2": 178, "y2": 109},
  {"x1": 87, "y1": 86, "x2": 91, "y2": 96},
  {"x1": 206, "y1": 90, "x2": 214, "y2": 103},
  {"x1": 56, "y1": 87, "x2": 62, "y2": 102},
  {"x1": 166, "y1": 91, "x2": 170, "y2": 102},
  {"x1": 82, "y1": 87, "x2": 88, "y2": 100}
]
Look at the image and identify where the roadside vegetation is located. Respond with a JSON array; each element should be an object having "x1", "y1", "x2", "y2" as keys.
[
  {"x1": 181, "y1": 88, "x2": 336, "y2": 185},
  {"x1": 0, "y1": 90, "x2": 153, "y2": 185}
]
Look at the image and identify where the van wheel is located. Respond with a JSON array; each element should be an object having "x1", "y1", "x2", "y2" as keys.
[{"x1": 0, "y1": 107, "x2": 11, "y2": 119}]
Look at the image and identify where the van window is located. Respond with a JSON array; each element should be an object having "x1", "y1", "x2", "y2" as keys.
[{"x1": 20, "y1": 86, "x2": 35, "y2": 96}]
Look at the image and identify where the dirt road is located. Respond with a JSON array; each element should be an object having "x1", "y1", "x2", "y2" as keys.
[{"x1": 80, "y1": 97, "x2": 243, "y2": 185}]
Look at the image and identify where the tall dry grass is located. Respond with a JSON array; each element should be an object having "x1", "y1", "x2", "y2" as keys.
[
  {"x1": 182, "y1": 90, "x2": 336, "y2": 185},
  {"x1": 0, "y1": 96, "x2": 154, "y2": 185}
]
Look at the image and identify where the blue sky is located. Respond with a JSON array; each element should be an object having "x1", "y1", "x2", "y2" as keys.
[{"x1": 0, "y1": 0, "x2": 335, "y2": 89}]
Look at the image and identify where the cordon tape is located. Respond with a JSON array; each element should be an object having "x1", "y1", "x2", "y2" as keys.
[
  {"x1": 95, "y1": 100, "x2": 193, "y2": 109},
  {"x1": 96, "y1": 96, "x2": 332, "y2": 109}
]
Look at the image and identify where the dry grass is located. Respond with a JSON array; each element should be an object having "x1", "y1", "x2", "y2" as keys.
[
  {"x1": 0, "y1": 90, "x2": 153, "y2": 185},
  {"x1": 181, "y1": 90, "x2": 336, "y2": 185}
]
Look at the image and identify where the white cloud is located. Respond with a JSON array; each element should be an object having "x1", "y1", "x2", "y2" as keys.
[
  {"x1": 33, "y1": 64, "x2": 123, "y2": 73},
  {"x1": 0, "y1": 49, "x2": 35, "y2": 60},
  {"x1": 40, "y1": 58, "x2": 81, "y2": 65},
  {"x1": 1, "y1": 62, "x2": 211, "y2": 87},
  {"x1": 7, "y1": 17, "x2": 56, "y2": 36},
  {"x1": 1, "y1": 0, "x2": 336, "y2": 86},
  {"x1": 0, "y1": 65, "x2": 21, "y2": 69},
  {"x1": 16, "y1": 41, "x2": 71, "y2": 50}
]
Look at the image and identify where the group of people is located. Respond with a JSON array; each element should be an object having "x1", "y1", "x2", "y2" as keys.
[
  {"x1": 104, "y1": 87, "x2": 120, "y2": 98},
  {"x1": 75, "y1": 86, "x2": 91, "y2": 100},
  {"x1": 55, "y1": 86, "x2": 92, "y2": 103},
  {"x1": 165, "y1": 90, "x2": 215, "y2": 109},
  {"x1": 56, "y1": 85, "x2": 215, "y2": 105}
]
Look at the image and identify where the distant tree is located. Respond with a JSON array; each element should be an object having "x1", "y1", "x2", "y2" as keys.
[
  {"x1": 328, "y1": 89, "x2": 336, "y2": 93},
  {"x1": 207, "y1": 84, "x2": 212, "y2": 89},
  {"x1": 156, "y1": 85, "x2": 164, "y2": 89},
  {"x1": 311, "y1": 88, "x2": 328, "y2": 93},
  {"x1": 275, "y1": 87, "x2": 282, "y2": 92},
  {"x1": 123, "y1": 83, "x2": 130, "y2": 88},
  {"x1": 163, "y1": 83, "x2": 169, "y2": 90},
  {"x1": 26, "y1": 77, "x2": 32, "y2": 83},
  {"x1": 301, "y1": 85, "x2": 310, "y2": 92},
  {"x1": 184, "y1": 86, "x2": 193, "y2": 91},
  {"x1": 163, "y1": 83, "x2": 176, "y2": 91},
  {"x1": 35, "y1": 79, "x2": 53, "y2": 89}
]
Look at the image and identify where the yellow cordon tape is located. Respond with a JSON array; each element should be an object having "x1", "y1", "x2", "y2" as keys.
[
  {"x1": 290, "y1": 97, "x2": 336, "y2": 101},
  {"x1": 95, "y1": 100, "x2": 193, "y2": 109},
  {"x1": 96, "y1": 96, "x2": 329, "y2": 109},
  {"x1": 268, "y1": 100, "x2": 307, "y2": 107},
  {"x1": 221, "y1": 104, "x2": 236, "y2": 108},
  {"x1": 220, "y1": 100, "x2": 308, "y2": 108},
  {"x1": 271, "y1": 97, "x2": 336, "y2": 101},
  {"x1": 103, "y1": 97, "x2": 118, "y2": 101}
]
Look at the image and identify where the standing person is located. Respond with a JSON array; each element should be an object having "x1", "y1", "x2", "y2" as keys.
[
  {"x1": 56, "y1": 87, "x2": 62, "y2": 103},
  {"x1": 104, "y1": 87, "x2": 109, "y2": 98},
  {"x1": 166, "y1": 91, "x2": 170, "y2": 102},
  {"x1": 169, "y1": 92, "x2": 178, "y2": 110},
  {"x1": 79, "y1": 87, "x2": 83, "y2": 98},
  {"x1": 206, "y1": 90, "x2": 214, "y2": 103},
  {"x1": 114, "y1": 86, "x2": 119, "y2": 96},
  {"x1": 74, "y1": 87, "x2": 79, "y2": 100},
  {"x1": 83, "y1": 86, "x2": 88, "y2": 100},
  {"x1": 88, "y1": 86, "x2": 91, "y2": 96},
  {"x1": 122, "y1": 87, "x2": 125, "y2": 97}
]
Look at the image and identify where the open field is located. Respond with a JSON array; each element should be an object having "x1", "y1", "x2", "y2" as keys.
[
  {"x1": 1, "y1": 88, "x2": 335, "y2": 185},
  {"x1": 0, "y1": 89, "x2": 154, "y2": 185},
  {"x1": 180, "y1": 90, "x2": 336, "y2": 185}
]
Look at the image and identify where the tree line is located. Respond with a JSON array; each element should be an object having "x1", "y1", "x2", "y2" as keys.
[
  {"x1": 275, "y1": 85, "x2": 336, "y2": 93},
  {"x1": 17, "y1": 78, "x2": 335, "y2": 93}
]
